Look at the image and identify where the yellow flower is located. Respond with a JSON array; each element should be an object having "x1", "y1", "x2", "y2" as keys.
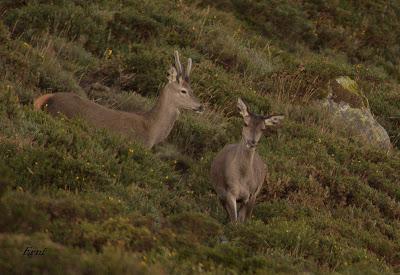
[
  {"x1": 23, "y1": 42, "x2": 31, "y2": 48},
  {"x1": 105, "y1": 48, "x2": 113, "y2": 59}
]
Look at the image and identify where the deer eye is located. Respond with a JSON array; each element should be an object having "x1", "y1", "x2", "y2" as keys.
[{"x1": 181, "y1": 90, "x2": 187, "y2": 94}]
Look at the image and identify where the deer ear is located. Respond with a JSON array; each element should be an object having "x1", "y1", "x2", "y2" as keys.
[
  {"x1": 237, "y1": 98, "x2": 250, "y2": 118},
  {"x1": 168, "y1": 66, "x2": 178, "y2": 83},
  {"x1": 264, "y1": 115, "x2": 284, "y2": 126}
]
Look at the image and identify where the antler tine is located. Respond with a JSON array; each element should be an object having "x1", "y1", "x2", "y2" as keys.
[
  {"x1": 174, "y1": 50, "x2": 183, "y2": 77},
  {"x1": 186, "y1": 57, "x2": 192, "y2": 80}
]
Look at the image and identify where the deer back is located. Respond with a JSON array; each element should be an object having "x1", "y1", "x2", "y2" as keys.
[{"x1": 46, "y1": 92, "x2": 147, "y2": 138}]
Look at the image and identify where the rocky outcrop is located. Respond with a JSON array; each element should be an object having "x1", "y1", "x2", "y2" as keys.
[{"x1": 320, "y1": 76, "x2": 392, "y2": 151}]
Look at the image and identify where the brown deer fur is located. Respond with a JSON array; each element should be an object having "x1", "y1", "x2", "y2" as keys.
[
  {"x1": 210, "y1": 98, "x2": 284, "y2": 222},
  {"x1": 34, "y1": 51, "x2": 203, "y2": 148}
]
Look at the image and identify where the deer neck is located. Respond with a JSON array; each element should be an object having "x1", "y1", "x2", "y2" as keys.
[
  {"x1": 236, "y1": 138, "x2": 256, "y2": 171},
  {"x1": 144, "y1": 89, "x2": 179, "y2": 147}
]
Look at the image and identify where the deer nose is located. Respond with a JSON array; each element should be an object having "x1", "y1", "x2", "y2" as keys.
[
  {"x1": 248, "y1": 140, "x2": 257, "y2": 147},
  {"x1": 195, "y1": 105, "x2": 204, "y2": 113}
]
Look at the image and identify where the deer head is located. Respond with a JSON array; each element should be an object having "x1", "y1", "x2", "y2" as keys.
[
  {"x1": 165, "y1": 51, "x2": 203, "y2": 113},
  {"x1": 237, "y1": 98, "x2": 284, "y2": 148}
]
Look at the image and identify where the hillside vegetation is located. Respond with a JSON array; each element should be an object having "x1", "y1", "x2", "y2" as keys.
[{"x1": 1, "y1": 0, "x2": 400, "y2": 274}]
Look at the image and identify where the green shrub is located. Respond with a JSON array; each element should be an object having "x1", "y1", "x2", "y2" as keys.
[
  {"x1": 169, "y1": 212, "x2": 222, "y2": 243},
  {"x1": 0, "y1": 233, "x2": 162, "y2": 274}
]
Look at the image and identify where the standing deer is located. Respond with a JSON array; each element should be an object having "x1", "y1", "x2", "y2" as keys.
[
  {"x1": 210, "y1": 98, "x2": 284, "y2": 223},
  {"x1": 34, "y1": 51, "x2": 203, "y2": 149}
]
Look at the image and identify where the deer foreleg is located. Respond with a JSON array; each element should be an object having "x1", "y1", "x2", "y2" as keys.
[{"x1": 225, "y1": 193, "x2": 238, "y2": 223}]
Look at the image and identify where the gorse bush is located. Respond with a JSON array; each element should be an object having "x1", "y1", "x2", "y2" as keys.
[{"x1": 0, "y1": 0, "x2": 400, "y2": 274}]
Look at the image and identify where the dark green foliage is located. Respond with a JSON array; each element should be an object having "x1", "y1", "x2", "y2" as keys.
[
  {"x1": 124, "y1": 45, "x2": 171, "y2": 95},
  {"x1": 0, "y1": 233, "x2": 162, "y2": 274},
  {"x1": 109, "y1": 8, "x2": 161, "y2": 43},
  {"x1": 0, "y1": 0, "x2": 400, "y2": 274},
  {"x1": 218, "y1": 0, "x2": 400, "y2": 79},
  {"x1": 169, "y1": 212, "x2": 222, "y2": 243},
  {"x1": 4, "y1": 2, "x2": 109, "y2": 54}
]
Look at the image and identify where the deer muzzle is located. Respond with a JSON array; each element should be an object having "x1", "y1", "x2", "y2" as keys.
[{"x1": 194, "y1": 105, "x2": 204, "y2": 113}]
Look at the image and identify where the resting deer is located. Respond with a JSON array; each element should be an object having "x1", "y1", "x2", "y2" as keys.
[
  {"x1": 210, "y1": 98, "x2": 284, "y2": 223},
  {"x1": 34, "y1": 51, "x2": 203, "y2": 149}
]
